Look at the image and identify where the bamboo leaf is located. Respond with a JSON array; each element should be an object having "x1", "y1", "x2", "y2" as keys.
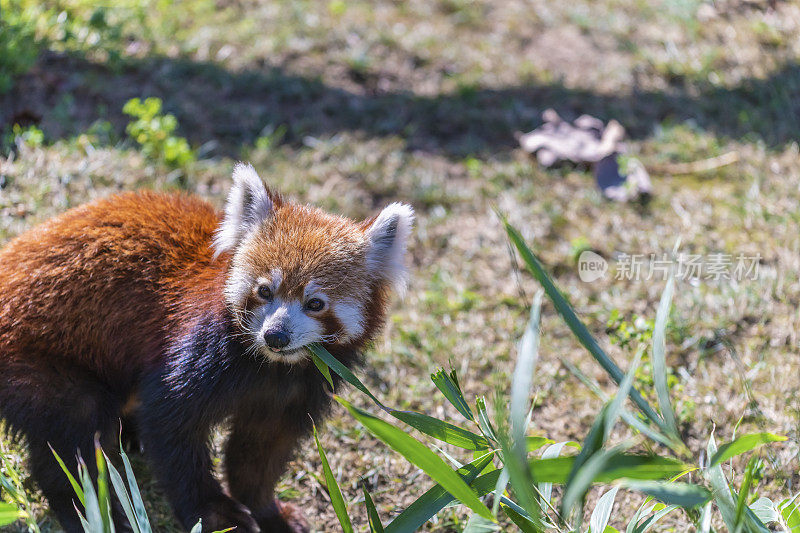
[
  {"x1": 103, "y1": 452, "x2": 141, "y2": 533},
  {"x1": 533, "y1": 454, "x2": 690, "y2": 485},
  {"x1": 606, "y1": 346, "x2": 644, "y2": 438},
  {"x1": 652, "y1": 276, "x2": 678, "y2": 436},
  {"x1": 78, "y1": 456, "x2": 105, "y2": 531},
  {"x1": 431, "y1": 369, "x2": 474, "y2": 421},
  {"x1": 500, "y1": 217, "x2": 665, "y2": 431},
  {"x1": 310, "y1": 344, "x2": 490, "y2": 450},
  {"x1": 119, "y1": 443, "x2": 151, "y2": 533},
  {"x1": 384, "y1": 452, "x2": 495, "y2": 532},
  {"x1": 590, "y1": 487, "x2": 619, "y2": 533},
  {"x1": 631, "y1": 504, "x2": 679, "y2": 533},
  {"x1": 501, "y1": 504, "x2": 539, "y2": 533},
  {"x1": 50, "y1": 446, "x2": 85, "y2": 506},
  {"x1": 462, "y1": 513, "x2": 500, "y2": 533},
  {"x1": 311, "y1": 351, "x2": 334, "y2": 390},
  {"x1": 313, "y1": 423, "x2": 353, "y2": 533},
  {"x1": 620, "y1": 480, "x2": 711, "y2": 508},
  {"x1": 511, "y1": 290, "x2": 543, "y2": 449},
  {"x1": 336, "y1": 397, "x2": 495, "y2": 523},
  {"x1": 0, "y1": 503, "x2": 23, "y2": 527},
  {"x1": 709, "y1": 432, "x2": 787, "y2": 467},
  {"x1": 362, "y1": 483, "x2": 385, "y2": 533},
  {"x1": 94, "y1": 439, "x2": 113, "y2": 532}
]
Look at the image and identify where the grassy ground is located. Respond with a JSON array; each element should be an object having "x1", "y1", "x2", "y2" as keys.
[{"x1": 1, "y1": 0, "x2": 800, "y2": 530}]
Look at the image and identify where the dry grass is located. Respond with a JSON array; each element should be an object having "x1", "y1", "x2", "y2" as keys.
[{"x1": 1, "y1": 0, "x2": 800, "y2": 531}]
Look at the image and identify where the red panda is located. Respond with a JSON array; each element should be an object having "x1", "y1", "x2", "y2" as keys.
[{"x1": 0, "y1": 163, "x2": 413, "y2": 532}]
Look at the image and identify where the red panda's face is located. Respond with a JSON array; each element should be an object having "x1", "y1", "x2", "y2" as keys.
[{"x1": 214, "y1": 164, "x2": 413, "y2": 364}]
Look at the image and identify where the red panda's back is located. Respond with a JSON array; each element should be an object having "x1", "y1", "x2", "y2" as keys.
[{"x1": 0, "y1": 191, "x2": 226, "y2": 378}]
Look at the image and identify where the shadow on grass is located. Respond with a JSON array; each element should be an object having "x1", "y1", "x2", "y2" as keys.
[{"x1": 2, "y1": 49, "x2": 799, "y2": 159}]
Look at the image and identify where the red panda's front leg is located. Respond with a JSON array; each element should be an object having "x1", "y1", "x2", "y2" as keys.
[
  {"x1": 224, "y1": 411, "x2": 310, "y2": 533},
  {"x1": 138, "y1": 375, "x2": 261, "y2": 532}
]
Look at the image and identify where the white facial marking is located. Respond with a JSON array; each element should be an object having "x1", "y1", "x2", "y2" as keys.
[
  {"x1": 334, "y1": 298, "x2": 365, "y2": 342},
  {"x1": 225, "y1": 268, "x2": 255, "y2": 309},
  {"x1": 251, "y1": 298, "x2": 324, "y2": 364},
  {"x1": 255, "y1": 268, "x2": 283, "y2": 295}
]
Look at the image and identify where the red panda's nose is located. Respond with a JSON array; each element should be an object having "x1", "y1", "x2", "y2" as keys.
[{"x1": 264, "y1": 331, "x2": 291, "y2": 350}]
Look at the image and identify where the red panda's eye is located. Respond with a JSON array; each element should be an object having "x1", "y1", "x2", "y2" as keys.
[
  {"x1": 305, "y1": 298, "x2": 325, "y2": 312},
  {"x1": 257, "y1": 285, "x2": 273, "y2": 300}
]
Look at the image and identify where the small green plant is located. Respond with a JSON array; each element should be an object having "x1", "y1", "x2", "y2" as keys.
[
  {"x1": 122, "y1": 97, "x2": 196, "y2": 169},
  {"x1": 254, "y1": 124, "x2": 287, "y2": 152},
  {"x1": 4, "y1": 124, "x2": 45, "y2": 150}
]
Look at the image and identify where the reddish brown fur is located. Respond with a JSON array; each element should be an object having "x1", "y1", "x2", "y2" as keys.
[{"x1": 0, "y1": 192, "x2": 225, "y2": 379}]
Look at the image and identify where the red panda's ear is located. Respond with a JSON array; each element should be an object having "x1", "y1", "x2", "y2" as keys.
[
  {"x1": 365, "y1": 202, "x2": 414, "y2": 292},
  {"x1": 213, "y1": 163, "x2": 273, "y2": 257}
]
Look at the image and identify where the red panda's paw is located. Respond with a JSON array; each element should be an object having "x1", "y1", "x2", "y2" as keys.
[
  {"x1": 204, "y1": 497, "x2": 261, "y2": 533},
  {"x1": 259, "y1": 500, "x2": 309, "y2": 533}
]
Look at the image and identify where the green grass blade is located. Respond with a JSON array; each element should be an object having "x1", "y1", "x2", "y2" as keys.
[
  {"x1": 780, "y1": 497, "x2": 800, "y2": 530},
  {"x1": 430, "y1": 368, "x2": 474, "y2": 421},
  {"x1": 652, "y1": 276, "x2": 678, "y2": 436},
  {"x1": 620, "y1": 480, "x2": 710, "y2": 508},
  {"x1": 361, "y1": 483, "x2": 385, "y2": 533},
  {"x1": 384, "y1": 451, "x2": 496, "y2": 533},
  {"x1": 500, "y1": 217, "x2": 665, "y2": 431},
  {"x1": 709, "y1": 432, "x2": 787, "y2": 467},
  {"x1": 626, "y1": 502, "x2": 656, "y2": 533},
  {"x1": 119, "y1": 443, "x2": 152, "y2": 533},
  {"x1": 313, "y1": 423, "x2": 354, "y2": 533},
  {"x1": 337, "y1": 397, "x2": 495, "y2": 523},
  {"x1": 103, "y1": 452, "x2": 140, "y2": 533},
  {"x1": 50, "y1": 445, "x2": 85, "y2": 506},
  {"x1": 699, "y1": 500, "x2": 713, "y2": 533},
  {"x1": 502, "y1": 289, "x2": 545, "y2": 526},
  {"x1": 0, "y1": 502, "x2": 23, "y2": 527},
  {"x1": 76, "y1": 507, "x2": 92, "y2": 532}
]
